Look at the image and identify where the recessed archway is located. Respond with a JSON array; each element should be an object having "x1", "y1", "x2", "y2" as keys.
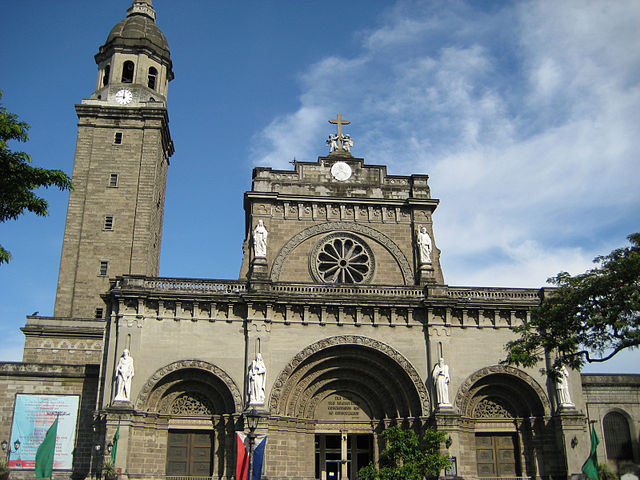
[
  {"x1": 136, "y1": 360, "x2": 242, "y2": 414},
  {"x1": 270, "y1": 335, "x2": 429, "y2": 419}
]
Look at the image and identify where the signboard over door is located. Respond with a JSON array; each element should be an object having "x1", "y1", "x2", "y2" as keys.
[
  {"x1": 9, "y1": 394, "x2": 80, "y2": 469},
  {"x1": 315, "y1": 393, "x2": 371, "y2": 421}
]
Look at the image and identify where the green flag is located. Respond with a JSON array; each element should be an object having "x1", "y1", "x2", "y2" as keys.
[
  {"x1": 111, "y1": 425, "x2": 120, "y2": 464},
  {"x1": 35, "y1": 416, "x2": 58, "y2": 478},
  {"x1": 581, "y1": 425, "x2": 600, "y2": 480}
]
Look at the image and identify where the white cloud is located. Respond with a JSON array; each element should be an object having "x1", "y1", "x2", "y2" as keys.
[{"x1": 251, "y1": 0, "x2": 640, "y2": 291}]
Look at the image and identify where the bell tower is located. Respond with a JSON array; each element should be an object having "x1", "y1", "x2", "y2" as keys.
[{"x1": 54, "y1": 0, "x2": 174, "y2": 319}]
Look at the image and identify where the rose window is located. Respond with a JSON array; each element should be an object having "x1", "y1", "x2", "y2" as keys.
[{"x1": 311, "y1": 233, "x2": 374, "y2": 284}]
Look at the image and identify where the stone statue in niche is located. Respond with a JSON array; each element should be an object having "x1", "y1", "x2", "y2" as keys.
[
  {"x1": 253, "y1": 220, "x2": 268, "y2": 258},
  {"x1": 248, "y1": 353, "x2": 267, "y2": 405},
  {"x1": 555, "y1": 366, "x2": 574, "y2": 407},
  {"x1": 432, "y1": 357, "x2": 451, "y2": 406},
  {"x1": 417, "y1": 226, "x2": 432, "y2": 264},
  {"x1": 114, "y1": 349, "x2": 135, "y2": 402}
]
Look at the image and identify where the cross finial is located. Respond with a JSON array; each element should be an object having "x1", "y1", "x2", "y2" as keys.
[
  {"x1": 329, "y1": 113, "x2": 350, "y2": 138},
  {"x1": 327, "y1": 113, "x2": 354, "y2": 155}
]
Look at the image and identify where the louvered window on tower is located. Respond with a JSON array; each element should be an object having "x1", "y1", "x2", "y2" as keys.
[
  {"x1": 114, "y1": 132, "x2": 123, "y2": 144},
  {"x1": 98, "y1": 261, "x2": 108, "y2": 277},
  {"x1": 109, "y1": 173, "x2": 118, "y2": 187},
  {"x1": 104, "y1": 216, "x2": 114, "y2": 230}
]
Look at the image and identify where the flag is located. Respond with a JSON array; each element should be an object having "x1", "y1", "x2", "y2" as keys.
[
  {"x1": 35, "y1": 416, "x2": 58, "y2": 478},
  {"x1": 111, "y1": 424, "x2": 120, "y2": 463},
  {"x1": 236, "y1": 433, "x2": 249, "y2": 480},
  {"x1": 581, "y1": 425, "x2": 600, "y2": 480},
  {"x1": 252, "y1": 435, "x2": 267, "y2": 480},
  {"x1": 236, "y1": 433, "x2": 268, "y2": 480}
]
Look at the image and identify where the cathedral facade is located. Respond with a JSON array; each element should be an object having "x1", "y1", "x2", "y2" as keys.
[{"x1": 1, "y1": 2, "x2": 639, "y2": 480}]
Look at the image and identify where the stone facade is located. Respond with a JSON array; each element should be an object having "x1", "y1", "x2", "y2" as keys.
[{"x1": 0, "y1": 2, "x2": 638, "y2": 480}]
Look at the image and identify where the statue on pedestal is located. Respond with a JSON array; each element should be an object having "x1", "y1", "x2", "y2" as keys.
[
  {"x1": 417, "y1": 226, "x2": 432, "y2": 264},
  {"x1": 114, "y1": 349, "x2": 135, "y2": 402},
  {"x1": 555, "y1": 366, "x2": 574, "y2": 407},
  {"x1": 433, "y1": 357, "x2": 451, "y2": 406},
  {"x1": 248, "y1": 353, "x2": 267, "y2": 405},
  {"x1": 253, "y1": 220, "x2": 268, "y2": 258}
]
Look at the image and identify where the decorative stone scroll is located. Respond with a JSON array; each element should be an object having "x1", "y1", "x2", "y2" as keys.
[
  {"x1": 171, "y1": 392, "x2": 215, "y2": 416},
  {"x1": 268, "y1": 335, "x2": 430, "y2": 415},
  {"x1": 454, "y1": 365, "x2": 551, "y2": 417},
  {"x1": 473, "y1": 397, "x2": 515, "y2": 418},
  {"x1": 271, "y1": 222, "x2": 413, "y2": 284},
  {"x1": 135, "y1": 359, "x2": 242, "y2": 412}
]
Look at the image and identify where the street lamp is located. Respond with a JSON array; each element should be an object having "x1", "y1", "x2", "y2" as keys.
[
  {"x1": 1, "y1": 439, "x2": 21, "y2": 463},
  {"x1": 245, "y1": 409, "x2": 261, "y2": 480}
]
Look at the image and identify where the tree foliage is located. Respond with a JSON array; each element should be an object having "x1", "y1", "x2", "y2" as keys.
[
  {"x1": 0, "y1": 91, "x2": 72, "y2": 264},
  {"x1": 358, "y1": 425, "x2": 451, "y2": 480},
  {"x1": 506, "y1": 233, "x2": 640, "y2": 372}
]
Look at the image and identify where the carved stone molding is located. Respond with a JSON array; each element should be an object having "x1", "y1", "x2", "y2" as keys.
[
  {"x1": 268, "y1": 335, "x2": 430, "y2": 415},
  {"x1": 270, "y1": 222, "x2": 412, "y2": 284},
  {"x1": 135, "y1": 359, "x2": 242, "y2": 412},
  {"x1": 454, "y1": 364, "x2": 551, "y2": 417}
]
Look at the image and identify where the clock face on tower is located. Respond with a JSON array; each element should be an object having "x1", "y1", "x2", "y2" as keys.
[
  {"x1": 330, "y1": 161, "x2": 352, "y2": 181},
  {"x1": 115, "y1": 89, "x2": 133, "y2": 105}
]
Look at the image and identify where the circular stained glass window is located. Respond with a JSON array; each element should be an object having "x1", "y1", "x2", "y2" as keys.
[{"x1": 310, "y1": 233, "x2": 374, "y2": 284}]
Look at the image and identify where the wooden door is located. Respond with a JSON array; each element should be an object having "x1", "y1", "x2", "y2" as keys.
[
  {"x1": 166, "y1": 430, "x2": 213, "y2": 476},
  {"x1": 476, "y1": 433, "x2": 518, "y2": 477}
]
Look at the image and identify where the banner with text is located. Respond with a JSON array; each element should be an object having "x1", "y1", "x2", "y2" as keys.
[{"x1": 9, "y1": 394, "x2": 80, "y2": 469}]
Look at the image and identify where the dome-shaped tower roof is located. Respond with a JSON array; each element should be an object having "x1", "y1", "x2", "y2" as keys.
[{"x1": 95, "y1": 0, "x2": 173, "y2": 80}]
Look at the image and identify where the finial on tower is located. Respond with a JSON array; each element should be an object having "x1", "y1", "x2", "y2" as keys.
[
  {"x1": 127, "y1": 0, "x2": 156, "y2": 21},
  {"x1": 326, "y1": 113, "x2": 354, "y2": 155}
]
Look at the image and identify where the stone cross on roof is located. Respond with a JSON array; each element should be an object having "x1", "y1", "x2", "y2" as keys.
[
  {"x1": 327, "y1": 113, "x2": 354, "y2": 155},
  {"x1": 329, "y1": 113, "x2": 350, "y2": 137}
]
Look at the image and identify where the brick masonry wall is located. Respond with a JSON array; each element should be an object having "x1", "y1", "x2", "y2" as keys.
[{"x1": 0, "y1": 363, "x2": 98, "y2": 480}]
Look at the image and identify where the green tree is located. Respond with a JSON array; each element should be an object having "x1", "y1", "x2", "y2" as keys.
[
  {"x1": 358, "y1": 425, "x2": 451, "y2": 480},
  {"x1": 0, "y1": 91, "x2": 72, "y2": 264},
  {"x1": 506, "y1": 233, "x2": 640, "y2": 372}
]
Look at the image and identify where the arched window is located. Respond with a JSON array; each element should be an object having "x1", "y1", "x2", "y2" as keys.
[
  {"x1": 121, "y1": 61, "x2": 134, "y2": 83},
  {"x1": 603, "y1": 411, "x2": 633, "y2": 460},
  {"x1": 147, "y1": 67, "x2": 158, "y2": 90},
  {"x1": 103, "y1": 65, "x2": 110, "y2": 86}
]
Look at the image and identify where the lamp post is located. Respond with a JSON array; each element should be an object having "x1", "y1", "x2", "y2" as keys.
[
  {"x1": 245, "y1": 409, "x2": 260, "y2": 480},
  {"x1": 1, "y1": 439, "x2": 21, "y2": 465}
]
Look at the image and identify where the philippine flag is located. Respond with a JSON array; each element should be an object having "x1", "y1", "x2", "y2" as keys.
[{"x1": 236, "y1": 432, "x2": 267, "y2": 480}]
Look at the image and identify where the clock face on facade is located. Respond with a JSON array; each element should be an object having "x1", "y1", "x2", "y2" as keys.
[
  {"x1": 115, "y1": 89, "x2": 133, "y2": 105},
  {"x1": 330, "y1": 161, "x2": 352, "y2": 181}
]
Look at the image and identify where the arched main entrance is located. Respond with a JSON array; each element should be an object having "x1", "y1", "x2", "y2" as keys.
[
  {"x1": 455, "y1": 366, "x2": 553, "y2": 479},
  {"x1": 270, "y1": 336, "x2": 429, "y2": 480}
]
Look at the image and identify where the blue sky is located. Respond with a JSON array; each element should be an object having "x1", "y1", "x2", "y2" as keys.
[{"x1": 1, "y1": 1, "x2": 638, "y2": 372}]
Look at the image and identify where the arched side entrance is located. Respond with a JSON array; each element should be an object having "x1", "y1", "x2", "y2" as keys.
[
  {"x1": 454, "y1": 366, "x2": 555, "y2": 479},
  {"x1": 128, "y1": 360, "x2": 242, "y2": 480},
  {"x1": 269, "y1": 336, "x2": 430, "y2": 480}
]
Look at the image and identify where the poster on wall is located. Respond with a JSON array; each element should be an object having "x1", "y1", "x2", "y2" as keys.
[{"x1": 8, "y1": 394, "x2": 80, "y2": 470}]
